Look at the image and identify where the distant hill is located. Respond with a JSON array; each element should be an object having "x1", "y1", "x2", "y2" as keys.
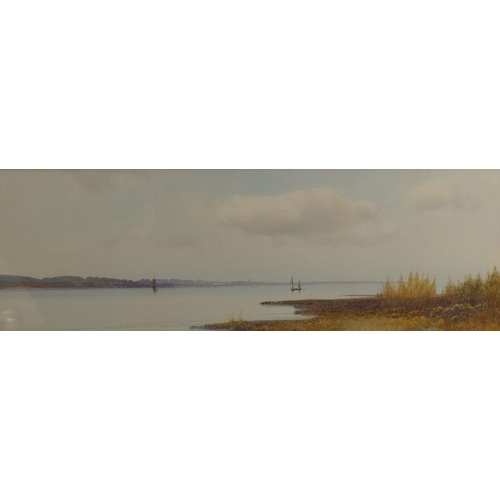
[
  {"x1": 0, "y1": 275, "x2": 153, "y2": 289},
  {"x1": 0, "y1": 275, "x2": 281, "y2": 289},
  {"x1": 0, "y1": 275, "x2": 384, "y2": 289},
  {"x1": 0, "y1": 275, "x2": 41, "y2": 287}
]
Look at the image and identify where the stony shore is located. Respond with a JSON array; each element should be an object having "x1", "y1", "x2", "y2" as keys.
[{"x1": 199, "y1": 296, "x2": 498, "y2": 331}]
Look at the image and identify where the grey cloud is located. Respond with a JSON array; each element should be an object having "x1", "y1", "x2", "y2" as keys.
[
  {"x1": 101, "y1": 222, "x2": 200, "y2": 251},
  {"x1": 411, "y1": 180, "x2": 480, "y2": 211},
  {"x1": 156, "y1": 231, "x2": 200, "y2": 250},
  {"x1": 67, "y1": 170, "x2": 151, "y2": 193},
  {"x1": 217, "y1": 188, "x2": 379, "y2": 245}
]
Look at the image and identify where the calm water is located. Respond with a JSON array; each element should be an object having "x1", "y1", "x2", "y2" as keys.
[{"x1": 0, "y1": 283, "x2": 383, "y2": 330}]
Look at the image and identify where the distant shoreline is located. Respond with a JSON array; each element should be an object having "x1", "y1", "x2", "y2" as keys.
[{"x1": 0, "y1": 274, "x2": 384, "y2": 290}]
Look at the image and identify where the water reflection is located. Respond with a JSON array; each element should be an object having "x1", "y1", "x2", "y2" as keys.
[
  {"x1": 0, "y1": 309, "x2": 21, "y2": 330},
  {"x1": 0, "y1": 283, "x2": 382, "y2": 331}
]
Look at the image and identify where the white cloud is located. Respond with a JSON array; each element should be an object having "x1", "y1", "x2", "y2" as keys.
[{"x1": 218, "y1": 188, "x2": 381, "y2": 246}]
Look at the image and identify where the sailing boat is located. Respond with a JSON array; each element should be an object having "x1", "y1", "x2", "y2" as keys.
[
  {"x1": 152, "y1": 276, "x2": 158, "y2": 293},
  {"x1": 290, "y1": 276, "x2": 302, "y2": 292}
]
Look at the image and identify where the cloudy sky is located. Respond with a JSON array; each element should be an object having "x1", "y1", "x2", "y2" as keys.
[
  {"x1": 2, "y1": 0, "x2": 500, "y2": 293},
  {"x1": 1, "y1": 169, "x2": 499, "y2": 288}
]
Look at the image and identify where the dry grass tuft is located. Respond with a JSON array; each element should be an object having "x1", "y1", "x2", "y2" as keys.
[
  {"x1": 443, "y1": 266, "x2": 500, "y2": 305},
  {"x1": 227, "y1": 311, "x2": 245, "y2": 324},
  {"x1": 380, "y1": 271, "x2": 436, "y2": 299}
]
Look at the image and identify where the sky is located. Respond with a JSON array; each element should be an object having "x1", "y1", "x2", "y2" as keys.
[
  {"x1": 2, "y1": 0, "x2": 500, "y2": 293},
  {"x1": 1, "y1": 169, "x2": 500, "y2": 289}
]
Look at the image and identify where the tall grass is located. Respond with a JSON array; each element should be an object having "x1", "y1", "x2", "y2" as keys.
[
  {"x1": 381, "y1": 267, "x2": 500, "y2": 304},
  {"x1": 228, "y1": 311, "x2": 245, "y2": 324},
  {"x1": 380, "y1": 271, "x2": 437, "y2": 299},
  {"x1": 443, "y1": 266, "x2": 500, "y2": 304}
]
